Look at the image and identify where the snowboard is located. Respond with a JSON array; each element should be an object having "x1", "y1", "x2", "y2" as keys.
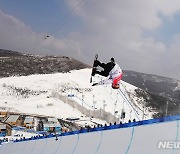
[{"x1": 90, "y1": 54, "x2": 98, "y2": 83}]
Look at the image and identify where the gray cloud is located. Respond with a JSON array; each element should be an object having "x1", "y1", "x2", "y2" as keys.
[
  {"x1": 65, "y1": 0, "x2": 180, "y2": 80},
  {"x1": 1, "y1": 0, "x2": 180, "y2": 80},
  {"x1": 0, "y1": 10, "x2": 84, "y2": 60}
]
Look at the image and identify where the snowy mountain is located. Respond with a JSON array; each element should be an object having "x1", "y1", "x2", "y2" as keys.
[
  {"x1": 123, "y1": 70, "x2": 180, "y2": 117},
  {"x1": 0, "y1": 49, "x2": 179, "y2": 128},
  {"x1": 0, "y1": 68, "x2": 155, "y2": 128},
  {"x1": 123, "y1": 70, "x2": 180, "y2": 100},
  {"x1": 0, "y1": 49, "x2": 89, "y2": 77}
]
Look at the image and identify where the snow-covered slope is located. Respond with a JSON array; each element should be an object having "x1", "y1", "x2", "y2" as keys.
[{"x1": 0, "y1": 69, "x2": 154, "y2": 126}]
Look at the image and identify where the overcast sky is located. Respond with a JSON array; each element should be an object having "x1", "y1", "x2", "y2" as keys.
[{"x1": 0, "y1": 0, "x2": 180, "y2": 80}]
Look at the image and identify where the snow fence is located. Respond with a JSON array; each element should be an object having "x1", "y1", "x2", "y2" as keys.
[{"x1": 0, "y1": 115, "x2": 180, "y2": 154}]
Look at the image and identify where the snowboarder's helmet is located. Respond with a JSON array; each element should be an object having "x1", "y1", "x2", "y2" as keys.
[{"x1": 110, "y1": 57, "x2": 115, "y2": 62}]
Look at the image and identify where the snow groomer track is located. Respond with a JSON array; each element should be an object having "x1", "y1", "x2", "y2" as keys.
[{"x1": 1, "y1": 115, "x2": 180, "y2": 154}]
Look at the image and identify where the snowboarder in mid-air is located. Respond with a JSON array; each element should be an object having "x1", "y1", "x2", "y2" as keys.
[{"x1": 91, "y1": 57, "x2": 123, "y2": 89}]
